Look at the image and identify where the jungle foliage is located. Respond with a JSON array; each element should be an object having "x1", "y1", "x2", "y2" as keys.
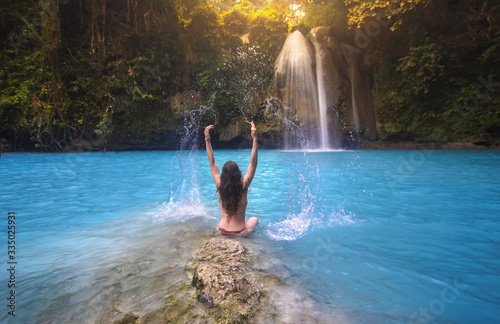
[
  {"x1": 363, "y1": 0, "x2": 500, "y2": 141},
  {"x1": 0, "y1": 0, "x2": 498, "y2": 151}
]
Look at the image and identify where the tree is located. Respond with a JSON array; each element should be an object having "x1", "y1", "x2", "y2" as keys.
[{"x1": 345, "y1": 0, "x2": 431, "y2": 30}]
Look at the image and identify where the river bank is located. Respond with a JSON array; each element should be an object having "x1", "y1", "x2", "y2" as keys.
[{"x1": 1, "y1": 133, "x2": 499, "y2": 153}]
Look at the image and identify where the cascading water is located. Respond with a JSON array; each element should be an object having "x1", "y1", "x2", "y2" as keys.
[
  {"x1": 274, "y1": 31, "x2": 324, "y2": 150},
  {"x1": 274, "y1": 30, "x2": 336, "y2": 150},
  {"x1": 311, "y1": 31, "x2": 330, "y2": 149},
  {"x1": 273, "y1": 28, "x2": 378, "y2": 149},
  {"x1": 349, "y1": 65, "x2": 361, "y2": 132}
]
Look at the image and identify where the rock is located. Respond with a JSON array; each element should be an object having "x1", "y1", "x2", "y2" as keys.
[
  {"x1": 219, "y1": 119, "x2": 246, "y2": 142},
  {"x1": 162, "y1": 237, "x2": 346, "y2": 323},
  {"x1": 110, "y1": 312, "x2": 140, "y2": 324},
  {"x1": 197, "y1": 236, "x2": 247, "y2": 264},
  {"x1": 168, "y1": 90, "x2": 202, "y2": 114},
  {"x1": 193, "y1": 238, "x2": 260, "y2": 323},
  {"x1": 164, "y1": 295, "x2": 198, "y2": 323}
]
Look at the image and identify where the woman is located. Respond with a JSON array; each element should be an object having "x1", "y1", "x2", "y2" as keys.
[{"x1": 204, "y1": 121, "x2": 259, "y2": 236}]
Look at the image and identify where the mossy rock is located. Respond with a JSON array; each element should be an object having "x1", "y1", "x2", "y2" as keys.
[
  {"x1": 110, "y1": 312, "x2": 140, "y2": 324},
  {"x1": 164, "y1": 295, "x2": 196, "y2": 322},
  {"x1": 193, "y1": 238, "x2": 261, "y2": 323},
  {"x1": 197, "y1": 237, "x2": 247, "y2": 263},
  {"x1": 162, "y1": 237, "x2": 336, "y2": 323}
]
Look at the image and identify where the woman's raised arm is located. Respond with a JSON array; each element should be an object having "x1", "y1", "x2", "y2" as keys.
[
  {"x1": 242, "y1": 121, "x2": 258, "y2": 189},
  {"x1": 205, "y1": 125, "x2": 220, "y2": 187}
]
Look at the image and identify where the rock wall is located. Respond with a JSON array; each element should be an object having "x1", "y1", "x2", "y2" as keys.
[{"x1": 309, "y1": 26, "x2": 378, "y2": 145}]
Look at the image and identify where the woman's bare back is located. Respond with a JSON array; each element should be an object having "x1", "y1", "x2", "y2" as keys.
[
  {"x1": 217, "y1": 189, "x2": 248, "y2": 231},
  {"x1": 205, "y1": 121, "x2": 259, "y2": 236}
]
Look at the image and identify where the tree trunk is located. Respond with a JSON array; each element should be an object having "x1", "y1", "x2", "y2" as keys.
[{"x1": 42, "y1": 0, "x2": 69, "y2": 148}]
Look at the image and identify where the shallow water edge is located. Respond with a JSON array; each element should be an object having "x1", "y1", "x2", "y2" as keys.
[{"x1": 1, "y1": 137, "x2": 498, "y2": 153}]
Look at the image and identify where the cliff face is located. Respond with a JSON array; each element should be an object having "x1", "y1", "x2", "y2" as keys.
[{"x1": 311, "y1": 26, "x2": 377, "y2": 146}]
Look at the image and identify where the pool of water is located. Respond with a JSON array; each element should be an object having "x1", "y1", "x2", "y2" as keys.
[{"x1": 0, "y1": 149, "x2": 499, "y2": 323}]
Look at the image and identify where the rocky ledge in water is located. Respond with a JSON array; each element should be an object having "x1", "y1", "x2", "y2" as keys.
[
  {"x1": 191, "y1": 238, "x2": 260, "y2": 323},
  {"x1": 165, "y1": 237, "x2": 345, "y2": 323},
  {"x1": 111, "y1": 237, "x2": 345, "y2": 324}
]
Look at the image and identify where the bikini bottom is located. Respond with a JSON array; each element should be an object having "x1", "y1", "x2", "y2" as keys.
[{"x1": 216, "y1": 226, "x2": 246, "y2": 236}]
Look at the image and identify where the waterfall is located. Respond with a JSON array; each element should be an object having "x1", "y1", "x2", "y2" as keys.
[
  {"x1": 273, "y1": 29, "x2": 376, "y2": 149},
  {"x1": 349, "y1": 65, "x2": 361, "y2": 132},
  {"x1": 274, "y1": 31, "x2": 323, "y2": 149},
  {"x1": 311, "y1": 31, "x2": 331, "y2": 149}
]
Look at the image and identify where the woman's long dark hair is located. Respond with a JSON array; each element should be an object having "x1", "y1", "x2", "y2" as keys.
[{"x1": 218, "y1": 161, "x2": 243, "y2": 221}]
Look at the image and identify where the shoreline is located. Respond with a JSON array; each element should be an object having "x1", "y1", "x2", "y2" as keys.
[
  {"x1": 1, "y1": 139, "x2": 498, "y2": 153},
  {"x1": 360, "y1": 140, "x2": 499, "y2": 150}
]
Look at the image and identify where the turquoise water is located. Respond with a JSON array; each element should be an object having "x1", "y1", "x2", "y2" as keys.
[{"x1": 1, "y1": 150, "x2": 499, "y2": 323}]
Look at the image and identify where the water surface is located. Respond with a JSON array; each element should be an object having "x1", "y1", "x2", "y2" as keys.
[{"x1": 0, "y1": 150, "x2": 499, "y2": 323}]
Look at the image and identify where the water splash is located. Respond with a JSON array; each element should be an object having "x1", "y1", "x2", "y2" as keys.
[
  {"x1": 259, "y1": 103, "x2": 322, "y2": 241},
  {"x1": 265, "y1": 151, "x2": 363, "y2": 241},
  {"x1": 325, "y1": 207, "x2": 365, "y2": 227},
  {"x1": 152, "y1": 181, "x2": 207, "y2": 223},
  {"x1": 267, "y1": 159, "x2": 319, "y2": 240},
  {"x1": 179, "y1": 105, "x2": 211, "y2": 151},
  {"x1": 152, "y1": 200, "x2": 210, "y2": 223},
  {"x1": 153, "y1": 104, "x2": 214, "y2": 223}
]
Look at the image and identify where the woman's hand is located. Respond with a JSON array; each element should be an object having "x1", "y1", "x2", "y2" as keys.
[
  {"x1": 242, "y1": 121, "x2": 258, "y2": 188},
  {"x1": 205, "y1": 125, "x2": 213, "y2": 141},
  {"x1": 205, "y1": 124, "x2": 220, "y2": 186}
]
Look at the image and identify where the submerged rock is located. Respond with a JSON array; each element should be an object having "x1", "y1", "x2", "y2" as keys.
[
  {"x1": 160, "y1": 237, "x2": 346, "y2": 324},
  {"x1": 110, "y1": 312, "x2": 140, "y2": 324}
]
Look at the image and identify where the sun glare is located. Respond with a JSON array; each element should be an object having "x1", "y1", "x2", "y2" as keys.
[{"x1": 291, "y1": 3, "x2": 305, "y2": 18}]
